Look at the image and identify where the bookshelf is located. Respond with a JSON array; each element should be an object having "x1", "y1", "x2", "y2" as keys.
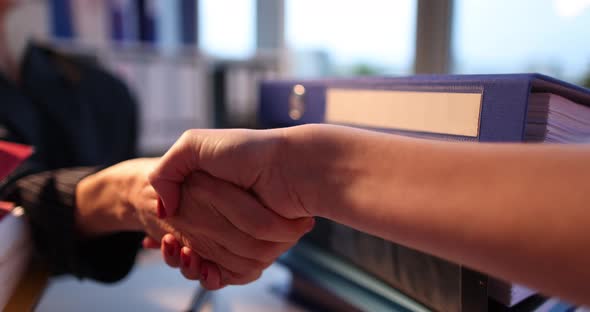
[{"x1": 44, "y1": 0, "x2": 284, "y2": 154}]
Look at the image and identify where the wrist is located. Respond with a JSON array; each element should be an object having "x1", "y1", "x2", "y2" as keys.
[
  {"x1": 75, "y1": 166, "x2": 143, "y2": 235},
  {"x1": 281, "y1": 124, "x2": 360, "y2": 218},
  {"x1": 282, "y1": 124, "x2": 405, "y2": 222}
]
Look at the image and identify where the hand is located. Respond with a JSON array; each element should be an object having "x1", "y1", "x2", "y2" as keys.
[
  {"x1": 143, "y1": 234, "x2": 224, "y2": 290},
  {"x1": 80, "y1": 158, "x2": 225, "y2": 288},
  {"x1": 75, "y1": 158, "x2": 159, "y2": 235},
  {"x1": 142, "y1": 170, "x2": 314, "y2": 289},
  {"x1": 145, "y1": 128, "x2": 325, "y2": 288},
  {"x1": 149, "y1": 128, "x2": 313, "y2": 221},
  {"x1": 79, "y1": 158, "x2": 313, "y2": 289}
]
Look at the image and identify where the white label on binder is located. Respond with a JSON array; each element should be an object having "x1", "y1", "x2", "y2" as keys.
[{"x1": 326, "y1": 89, "x2": 482, "y2": 137}]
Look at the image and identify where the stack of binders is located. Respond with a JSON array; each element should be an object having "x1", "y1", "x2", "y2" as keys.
[{"x1": 260, "y1": 73, "x2": 590, "y2": 311}]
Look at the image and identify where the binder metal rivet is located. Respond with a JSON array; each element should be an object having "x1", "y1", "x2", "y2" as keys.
[{"x1": 289, "y1": 84, "x2": 306, "y2": 120}]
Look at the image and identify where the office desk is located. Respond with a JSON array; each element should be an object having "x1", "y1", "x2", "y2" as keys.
[
  {"x1": 35, "y1": 250, "x2": 308, "y2": 312},
  {"x1": 11, "y1": 249, "x2": 584, "y2": 312},
  {"x1": 3, "y1": 261, "x2": 48, "y2": 311}
]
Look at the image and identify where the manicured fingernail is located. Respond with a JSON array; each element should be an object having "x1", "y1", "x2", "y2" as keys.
[
  {"x1": 181, "y1": 249, "x2": 191, "y2": 268},
  {"x1": 157, "y1": 198, "x2": 167, "y2": 219},
  {"x1": 201, "y1": 267, "x2": 208, "y2": 281}
]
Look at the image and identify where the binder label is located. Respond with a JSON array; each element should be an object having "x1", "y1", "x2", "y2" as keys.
[{"x1": 326, "y1": 89, "x2": 482, "y2": 137}]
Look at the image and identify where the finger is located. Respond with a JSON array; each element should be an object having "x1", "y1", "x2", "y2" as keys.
[
  {"x1": 142, "y1": 236, "x2": 160, "y2": 249},
  {"x1": 175, "y1": 181, "x2": 297, "y2": 263},
  {"x1": 176, "y1": 233, "x2": 268, "y2": 276},
  {"x1": 180, "y1": 247, "x2": 203, "y2": 280},
  {"x1": 150, "y1": 129, "x2": 273, "y2": 218},
  {"x1": 156, "y1": 197, "x2": 166, "y2": 219},
  {"x1": 182, "y1": 171, "x2": 315, "y2": 243},
  {"x1": 200, "y1": 261, "x2": 222, "y2": 290},
  {"x1": 161, "y1": 234, "x2": 181, "y2": 268},
  {"x1": 149, "y1": 130, "x2": 204, "y2": 218}
]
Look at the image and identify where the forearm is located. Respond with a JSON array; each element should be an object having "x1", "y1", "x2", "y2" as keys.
[
  {"x1": 7, "y1": 167, "x2": 144, "y2": 281},
  {"x1": 285, "y1": 124, "x2": 590, "y2": 304}
]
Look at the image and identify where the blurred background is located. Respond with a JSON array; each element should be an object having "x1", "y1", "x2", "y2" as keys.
[
  {"x1": 2, "y1": 1, "x2": 587, "y2": 310},
  {"x1": 7, "y1": 0, "x2": 590, "y2": 155}
]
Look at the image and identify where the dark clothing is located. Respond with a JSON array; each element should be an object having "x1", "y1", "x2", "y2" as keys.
[
  {"x1": 0, "y1": 43, "x2": 143, "y2": 283},
  {"x1": 0, "y1": 43, "x2": 137, "y2": 169}
]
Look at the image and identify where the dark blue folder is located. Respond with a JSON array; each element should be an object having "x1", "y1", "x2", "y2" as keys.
[{"x1": 260, "y1": 73, "x2": 590, "y2": 143}]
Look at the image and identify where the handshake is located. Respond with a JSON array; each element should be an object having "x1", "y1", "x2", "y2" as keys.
[
  {"x1": 89, "y1": 127, "x2": 326, "y2": 290},
  {"x1": 77, "y1": 124, "x2": 590, "y2": 304}
]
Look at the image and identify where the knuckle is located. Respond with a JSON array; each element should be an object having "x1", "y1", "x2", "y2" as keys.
[
  {"x1": 180, "y1": 129, "x2": 197, "y2": 141},
  {"x1": 147, "y1": 170, "x2": 158, "y2": 185}
]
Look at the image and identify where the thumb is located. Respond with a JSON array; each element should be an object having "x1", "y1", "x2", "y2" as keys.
[{"x1": 149, "y1": 130, "x2": 200, "y2": 217}]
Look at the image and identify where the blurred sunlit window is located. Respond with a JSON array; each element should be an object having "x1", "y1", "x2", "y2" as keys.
[
  {"x1": 199, "y1": 0, "x2": 255, "y2": 59},
  {"x1": 453, "y1": 0, "x2": 590, "y2": 85},
  {"x1": 286, "y1": 0, "x2": 417, "y2": 77}
]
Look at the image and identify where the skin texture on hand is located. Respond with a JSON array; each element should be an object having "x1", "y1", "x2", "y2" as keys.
[
  {"x1": 142, "y1": 171, "x2": 313, "y2": 288},
  {"x1": 148, "y1": 129, "x2": 312, "y2": 220},
  {"x1": 75, "y1": 158, "x2": 157, "y2": 236},
  {"x1": 147, "y1": 129, "x2": 317, "y2": 288},
  {"x1": 78, "y1": 158, "x2": 313, "y2": 289},
  {"x1": 152, "y1": 124, "x2": 590, "y2": 304}
]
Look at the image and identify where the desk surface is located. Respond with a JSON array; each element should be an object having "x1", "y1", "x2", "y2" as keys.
[
  {"x1": 16, "y1": 249, "x2": 590, "y2": 312},
  {"x1": 35, "y1": 250, "x2": 308, "y2": 312}
]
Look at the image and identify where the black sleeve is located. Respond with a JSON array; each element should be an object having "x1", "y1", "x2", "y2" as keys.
[{"x1": 8, "y1": 167, "x2": 144, "y2": 283}]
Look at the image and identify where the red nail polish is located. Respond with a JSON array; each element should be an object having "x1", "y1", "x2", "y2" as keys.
[
  {"x1": 181, "y1": 251, "x2": 191, "y2": 268},
  {"x1": 201, "y1": 267, "x2": 208, "y2": 281},
  {"x1": 157, "y1": 198, "x2": 167, "y2": 219}
]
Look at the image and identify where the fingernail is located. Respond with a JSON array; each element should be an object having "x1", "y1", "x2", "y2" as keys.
[
  {"x1": 201, "y1": 267, "x2": 208, "y2": 281},
  {"x1": 164, "y1": 235, "x2": 176, "y2": 256},
  {"x1": 157, "y1": 198, "x2": 167, "y2": 219},
  {"x1": 181, "y1": 249, "x2": 191, "y2": 268}
]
